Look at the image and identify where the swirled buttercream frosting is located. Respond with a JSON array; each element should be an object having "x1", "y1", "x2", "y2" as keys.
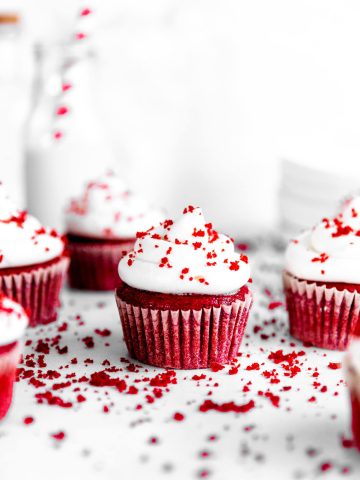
[
  {"x1": 0, "y1": 295, "x2": 28, "y2": 346},
  {"x1": 118, "y1": 205, "x2": 251, "y2": 295},
  {"x1": 285, "y1": 197, "x2": 360, "y2": 283},
  {"x1": 0, "y1": 186, "x2": 64, "y2": 269},
  {"x1": 65, "y1": 172, "x2": 164, "y2": 239}
]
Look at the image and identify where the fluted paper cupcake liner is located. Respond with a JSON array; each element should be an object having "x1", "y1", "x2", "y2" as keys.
[
  {"x1": 0, "y1": 256, "x2": 69, "y2": 328},
  {"x1": 115, "y1": 292, "x2": 253, "y2": 369},
  {"x1": 68, "y1": 240, "x2": 134, "y2": 291},
  {"x1": 350, "y1": 392, "x2": 360, "y2": 451},
  {"x1": 284, "y1": 272, "x2": 360, "y2": 350},
  {"x1": 0, "y1": 342, "x2": 21, "y2": 420}
]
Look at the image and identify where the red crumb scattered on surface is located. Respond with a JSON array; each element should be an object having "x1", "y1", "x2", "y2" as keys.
[
  {"x1": 320, "y1": 462, "x2": 332, "y2": 472},
  {"x1": 149, "y1": 371, "x2": 177, "y2": 387},
  {"x1": 173, "y1": 412, "x2": 185, "y2": 421},
  {"x1": 246, "y1": 363, "x2": 260, "y2": 371},
  {"x1": 268, "y1": 301, "x2": 283, "y2": 310},
  {"x1": 328, "y1": 362, "x2": 341, "y2": 370},
  {"x1": 199, "y1": 399, "x2": 255, "y2": 413},
  {"x1": 210, "y1": 363, "x2": 225, "y2": 372},
  {"x1": 23, "y1": 416, "x2": 34, "y2": 425},
  {"x1": 94, "y1": 329, "x2": 111, "y2": 337},
  {"x1": 51, "y1": 431, "x2": 66, "y2": 441}
]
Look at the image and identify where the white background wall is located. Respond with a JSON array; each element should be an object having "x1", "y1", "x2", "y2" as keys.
[{"x1": 1, "y1": 0, "x2": 360, "y2": 235}]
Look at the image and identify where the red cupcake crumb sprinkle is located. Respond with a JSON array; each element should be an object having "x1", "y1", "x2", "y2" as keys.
[
  {"x1": 210, "y1": 363, "x2": 225, "y2": 372},
  {"x1": 311, "y1": 253, "x2": 329, "y2": 263},
  {"x1": 268, "y1": 301, "x2": 283, "y2": 310},
  {"x1": 199, "y1": 399, "x2": 255, "y2": 413},
  {"x1": 328, "y1": 362, "x2": 341, "y2": 370},
  {"x1": 173, "y1": 412, "x2": 185, "y2": 421},
  {"x1": 51, "y1": 431, "x2": 66, "y2": 441}
]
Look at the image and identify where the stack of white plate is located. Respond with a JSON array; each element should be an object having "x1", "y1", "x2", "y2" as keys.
[{"x1": 278, "y1": 159, "x2": 360, "y2": 237}]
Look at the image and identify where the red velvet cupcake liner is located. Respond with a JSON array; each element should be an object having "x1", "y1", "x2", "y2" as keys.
[
  {"x1": 350, "y1": 391, "x2": 360, "y2": 451},
  {"x1": 284, "y1": 272, "x2": 360, "y2": 350},
  {"x1": 68, "y1": 240, "x2": 134, "y2": 291},
  {"x1": 115, "y1": 291, "x2": 253, "y2": 369},
  {"x1": 0, "y1": 256, "x2": 69, "y2": 328},
  {"x1": 0, "y1": 342, "x2": 21, "y2": 420}
]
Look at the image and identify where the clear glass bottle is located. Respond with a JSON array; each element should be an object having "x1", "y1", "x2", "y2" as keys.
[
  {"x1": 0, "y1": 12, "x2": 29, "y2": 206},
  {"x1": 24, "y1": 41, "x2": 117, "y2": 231}
]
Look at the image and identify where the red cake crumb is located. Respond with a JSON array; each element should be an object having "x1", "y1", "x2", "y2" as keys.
[
  {"x1": 210, "y1": 363, "x2": 225, "y2": 372},
  {"x1": 320, "y1": 462, "x2": 332, "y2": 472},
  {"x1": 51, "y1": 431, "x2": 66, "y2": 441},
  {"x1": 35, "y1": 340, "x2": 50, "y2": 355},
  {"x1": 36, "y1": 391, "x2": 72, "y2": 408},
  {"x1": 311, "y1": 253, "x2": 329, "y2": 263},
  {"x1": 228, "y1": 365, "x2": 239, "y2": 375},
  {"x1": 149, "y1": 371, "x2": 177, "y2": 387},
  {"x1": 127, "y1": 386, "x2": 138, "y2": 395},
  {"x1": 82, "y1": 336, "x2": 95, "y2": 348},
  {"x1": 94, "y1": 328, "x2": 111, "y2": 337},
  {"x1": 246, "y1": 363, "x2": 260, "y2": 371},
  {"x1": 89, "y1": 370, "x2": 127, "y2": 392},
  {"x1": 328, "y1": 362, "x2": 341, "y2": 370},
  {"x1": 263, "y1": 391, "x2": 280, "y2": 408},
  {"x1": 268, "y1": 349, "x2": 305, "y2": 377},
  {"x1": 268, "y1": 301, "x2": 283, "y2": 310},
  {"x1": 23, "y1": 416, "x2": 34, "y2": 425},
  {"x1": 341, "y1": 436, "x2": 354, "y2": 449},
  {"x1": 199, "y1": 399, "x2": 255, "y2": 413},
  {"x1": 173, "y1": 412, "x2": 185, "y2": 421}
]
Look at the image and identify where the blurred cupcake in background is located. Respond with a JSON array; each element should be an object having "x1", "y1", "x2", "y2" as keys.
[
  {"x1": 65, "y1": 171, "x2": 164, "y2": 291},
  {"x1": 115, "y1": 206, "x2": 252, "y2": 369},
  {"x1": 0, "y1": 186, "x2": 68, "y2": 327},
  {"x1": 284, "y1": 197, "x2": 360, "y2": 350},
  {"x1": 345, "y1": 340, "x2": 360, "y2": 451},
  {"x1": 0, "y1": 296, "x2": 28, "y2": 420}
]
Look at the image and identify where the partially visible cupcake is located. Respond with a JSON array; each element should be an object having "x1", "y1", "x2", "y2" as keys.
[
  {"x1": 65, "y1": 172, "x2": 164, "y2": 291},
  {"x1": 284, "y1": 197, "x2": 360, "y2": 350},
  {"x1": 345, "y1": 340, "x2": 360, "y2": 451},
  {"x1": 0, "y1": 187, "x2": 68, "y2": 327},
  {"x1": 115, "y1": 206, "x2": 253, "y2": 369},
  {"x1": 0, "y1": 295, "x2": 28, "y2": 420}
]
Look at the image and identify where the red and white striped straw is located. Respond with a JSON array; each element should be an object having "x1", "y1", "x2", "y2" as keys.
[{"x1": 52, "y1": 3, "x2": 94, "y2": 141}]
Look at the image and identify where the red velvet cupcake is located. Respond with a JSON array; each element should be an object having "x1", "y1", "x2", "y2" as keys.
[
  {"x1": 284, "y1": 197, "x2": 360, "y2": 350},
  {"x1": 345, "y1": 340, "x2": 360, "y2": 451},
  {"x1": 116, "y1": 206, "x2": 253, "y2": 369},
  {"x1": 0, "y1": 295, "x2": 28, "y2": 420},
  {"x1": 65, "y1": 172, "x2": 164, "y2": 291},
  {"x1": 0, "y1": 189, "x2": 68, "y2": 327}
]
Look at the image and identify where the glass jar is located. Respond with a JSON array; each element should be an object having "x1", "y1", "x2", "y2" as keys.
[
  {"x1": 0, "y1": 12, "x2": 29, "y2": 206},
  {"x1": 24, "y1": 40, "x2": 117, "y2": 231}
]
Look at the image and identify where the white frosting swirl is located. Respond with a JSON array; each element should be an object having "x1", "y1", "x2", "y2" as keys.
[
  {"x1": 0, "y1": 296, "x2": 28, "y2": 346},
  {"x1": 0, "y1": 187, "x2": 64, "y2": 269},
  {"x1": 118, "y1": 206, "x2": 251, "y2": 295},
  {"x1": 65, "y1": 172, "x2": 165, "y2": 240},
  {"x1": 286, "y1": 197, "x2": 360, "y2": 283}
]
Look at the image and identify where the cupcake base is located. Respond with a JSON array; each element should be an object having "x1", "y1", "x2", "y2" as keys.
[
  {"x1": 0, "y1": 341, "x2": 20, "y2": 420},
  {"x1": 0, "y1": 255, "x2": 69, "y2": 328},
  {"x1": 67, "y1": 235, "x2": 135, "y2": 291},
  {"x1": 115, "y1": 282, "x2": 253, "y2": 369},
  {"x1": 284, "y1": 271, "x2": 360, "y2": 350},
  {"x1": 351, "y1": 392, "x2": 360, "y2": 451}
]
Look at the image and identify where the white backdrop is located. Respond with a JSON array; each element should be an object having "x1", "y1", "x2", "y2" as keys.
[{"x1": 1, "y1": 0, "x2": 360, "y2": 235}]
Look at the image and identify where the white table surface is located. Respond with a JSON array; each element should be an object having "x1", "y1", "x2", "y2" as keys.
[{"x1": 1, "y1": 238, "x2": 360, "y2": 480}]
